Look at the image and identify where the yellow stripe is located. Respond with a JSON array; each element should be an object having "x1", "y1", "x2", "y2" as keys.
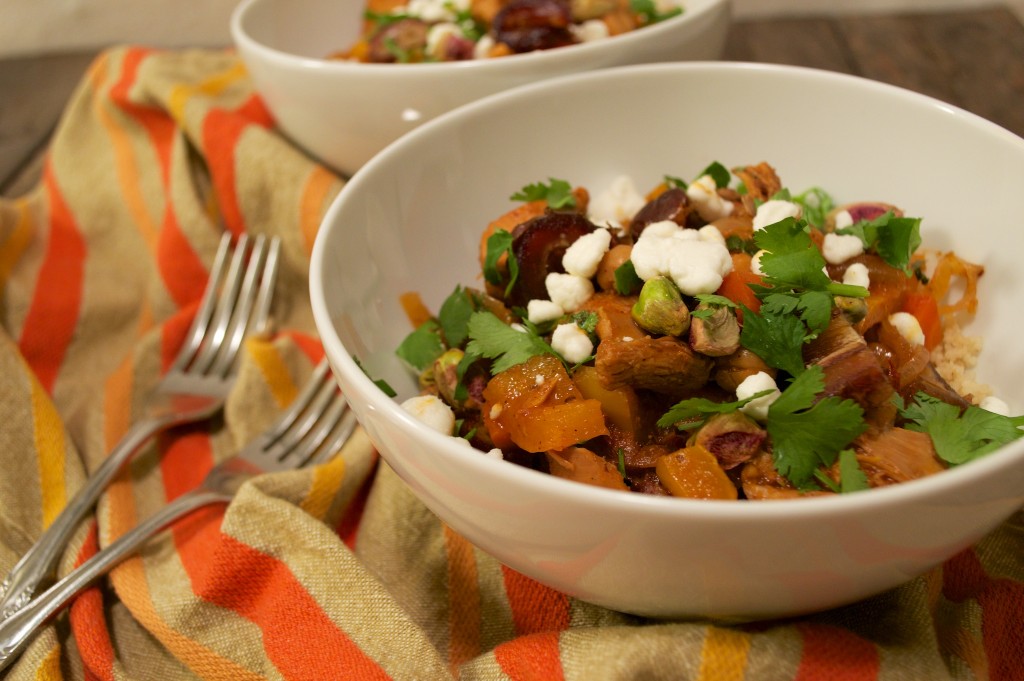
[
  {"x1": 0, "y1": 199, "x2": 34, "y2": 297},
  {"x1": 696, "y1": 626, "x2": 751, "y2": 681},
  {"x1": 33, "y1": 643, "x2": 64, "y2": 681},
  {"x1": 245, "y1": 339, "x2": 298, "y2": 408},
  {"x1": 300, "y1": 454, "x2": 347, "y2": 520},
  {"x1": 167, "y1": 61, "x2": 248, "y2": 124},
  {"x1": 30, "y1": 371, "x2": 67, "y2": 528}
]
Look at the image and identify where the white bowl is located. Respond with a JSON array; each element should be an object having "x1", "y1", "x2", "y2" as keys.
[
  {"x1": 230, "y1": 0, "x2": 731, "y2": 176},
  {"x1": 310, "y1": 62, "x2": 1024, "y2": 619}
]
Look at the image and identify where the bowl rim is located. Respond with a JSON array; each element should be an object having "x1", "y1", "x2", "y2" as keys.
[
  {"x1": 230, "y1": 0, "x2": 730, "y2": 75},
  {"x1": 310, "y1": 60, "x2": 1024, "y2": 521}
]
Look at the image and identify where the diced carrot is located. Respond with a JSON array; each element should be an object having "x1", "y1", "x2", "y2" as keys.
[
  {"x1": 716, "y1": 253, "x2": 762, "y2": 321},
  {"x1": 901, "y1": 291, "x2": 944, "y2": 351}
]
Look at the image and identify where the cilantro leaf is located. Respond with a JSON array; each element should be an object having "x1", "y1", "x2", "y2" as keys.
[
  {"x1": 691, "y1": 294, "x2": 738, "y2": 320},
  {"x1": 739, "y1": 306, "x2": 807, "y2": 377},
  {"x1": 465, "y1": 311, "x2": 554, "y2": 374},
  {"x1": 395, "y1": 320, "x2": 444, "y2": 372},
  {"x1": 353, "y1": 356, "x2": 397, "y2": 397},
  {"x1": 898, "y1": 392, "x2": 1024, "y2": 465},
  {"x1": 614, "y1": 260, "x2": 643, "y2": 295},
  {"x1": 766, "y1": 366, "x2": 867, "y2": 489},
  {"x1": 438, "y1": 286, "x2": 475, "y2": 347},
  {"x1": 630, "y1": 0, "x2": 683, "y2": 23},
  {"x1": 571, "y1": 310, "x2": 599, "y2": 335},
  {"x1": 657, "y1": 390, "x2": 774, "y2": 430},
  {"x1": 838, "y1": 449, "x2": 870, "y2": 493},
  {"x1": 836, "y1": 211, "x2": 922, "y2": 272},
  {"x1": 699, "y1": 161, "x2": 731, "y2": 189},
  {"x1": 664, "y1": 174, "x2": 687, "y2": 190},
  {"x1": 754, "y1": 218, "x2": 832, "y2": 292},
  {"x1": 482, "y1": 229, "x2": 519, "y2": 297},
  {"x1": 510, "y1": 178, "x2": 575, "y2": 209}
]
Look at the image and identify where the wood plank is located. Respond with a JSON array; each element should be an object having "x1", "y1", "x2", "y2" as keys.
[
  {"x1": 838, "y1": 7, "x2": 1024, "y2": 137},
  {"x1": 722, "y1": 17, "x2": 855, "y2": 73},
  {"x1": 0, "y1": 50, "x2": 99, "y2": 196}
]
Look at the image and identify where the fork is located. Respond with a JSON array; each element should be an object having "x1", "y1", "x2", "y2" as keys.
[
  {"x1": 0, "y1": 359, "x2": 355, "y2": 671},
  {"x1": 0, "y1": 233, "x2": 281, "y2": 621}
]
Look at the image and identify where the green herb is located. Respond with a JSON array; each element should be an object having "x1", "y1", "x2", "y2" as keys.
[
  {"x1": 664, "y1": 174, "x2": 687, "y2": 190},
  {"x1": 438, "y1": 285, "x2": 475, "y2": 347},
  {"x1": 395, "y1": 319, "x2": 444, "y2": 372},
  {"x1": 766, "y1": 366, "x2": 867, "y2": 489},
  {"x1": 725, "y1": 234, "x2": 759, "y2": 256},
  {"x1": 354, "y1": 356, "x2": 397, "y2": 397},
  {"x1": 836, "y1": 210, "x2": 922, "y2": 272},
  {"x1": 482, "y1": 229, "x2": 519, "y2": 297},
  {"x1": 614, "y1": 260, "x2": 644, "y2": 295},
  {"x1": 657, "y1": 390, "x2": 774, "y2": 430},
  {"x1": 450, "y1": 6, "x2": 486, "y2": 41},
  {"x1": 699, "y1": 161, "x2": 731, "y2": 189},
  {"x1": 630, "y1": 0, "x2": 683, "y2": 23},
  {"x1": 791, "y1": 187, "x2": 835, "y2": 230},
  {"x1": 510, "y1": 178, "x2": 575, "y2": 209},
  {"x1": 464, "y1": 311, "x2": 554, "y2": 374},
  {"x1": 738, "y1": 305, "x2": 808, "y2": 377},
  {"x1": 617, "y1": 448, "x2": 628, "y2": 480},
  {"x1": 897, "y1": 392, "x2": 1024, "y2": 465},
  {"x1": 691, "y1": 294, "x2": 738, "y2": 320},
  {"x1": 837, "y1": 449, "x2": 870, "y2": 493},
  {"x1": 571, "y1": 310, "x2": 599, "y2": 335},
  {"x1": 365, "y1": 9, "x2": 411, "y2": 25}
]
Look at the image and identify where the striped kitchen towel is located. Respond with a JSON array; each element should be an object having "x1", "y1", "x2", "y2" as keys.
[{"x1": 0, "y1": 46, "x2": 1021, "y2": 681}]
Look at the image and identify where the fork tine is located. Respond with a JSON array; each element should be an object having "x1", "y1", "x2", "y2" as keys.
[
  {"x1": 170, "y1": 233, "x2": 233, "y2": 372},
  {"x1": 189, "y1": 234, "x2": 252, "y2": 374},
  {"x1": 208, "y1": 235, "x2": 273, "y2": 377},
  {"x1": 269, "y1": 369, "x2": 341, "y2": 452},
  {"x1": 308, "y1": 402, "x2": 358, "y2": 466},
  {"x1": 249, "y1": 237, "x2": 281, "y2": 337},
  {"x1": 263, "y1": 360, "x2": 334, "y2": 443}
]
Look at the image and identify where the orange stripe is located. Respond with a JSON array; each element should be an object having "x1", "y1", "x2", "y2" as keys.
[
  {"x1": 337, "y1": 461, "x2": 376, "y2": 550},
  {"x1": 28, "y1": 368, "x2": 67, "y2": 527},
  {"x1": 500, "y1": 566, "x2": 571, "y2": 636},
  {"x1": 443, "y1": 526, "x2": 482, "y2": 672},
  {"x1": 32, "y1": 645, "x2": 63, "y2": 681},
  {"x1": 18, "y1": 163, "x2": 87, "y2": 393},
  {"x1": 696, "y1": 626, "x2": 751, "y2": 681},
  {"x1": 0, "y1": 198, "x2": 33, "y2": 297},
  {"x1": 794, "y1": 624, "x2": 879, "y2": 681},
  {"x1": 68, "y1": 523, "x2": 116, "y2": 681},
  {"x1": 201, "y1": 94, "x2": 273, "y2": 237},
  {"x1": 943, "y1": 549, "x2": 1024, "y2": 680},
  {"x1": 493, "y1": 632, "x2": 565, "y2": 681},
  {"x1": 299, "y1": 166, "x2": 338, "y2": 255}
]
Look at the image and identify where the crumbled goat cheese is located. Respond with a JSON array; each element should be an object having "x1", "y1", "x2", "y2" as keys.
[
  {"x1": 551, "y1": 322, "x2": 594, "y2": 364},
  {"x1": 426, "y1": 23, "x2": 461, "y2": 59},
  {"x1": 405, "y1": 0, "x2": 467, "y2": 22},
  {"x1": 686, "y1": 174, "x2": 734, "y2": 222},
  {"x1": 842, "y1": 262, "x2": 870, "y2": 289},
  {"x1": 823, "y1": 233, "x2": 865, "y2": 265},
  {"x1": 569, "y1": 19, "x2": 609, "y2": 42},
  {"x1": 753, "y1": 199, "x2": 802, "y2": 232},
  {"x1": 980, "y1": 395, "x2": 1010, "y2": 416},
  {"x1": 473, "y1": 34, "x2": 495, "y2": 59},
  {"x1": 485, "y1": 448, "x2": 505, "y2": 460},
  {"x1": 535, "y1": 373, "x2": 545, "y2": 386},
  {"x1": 630, "y1": 220, "x2": 733, "y2": 296},
  {"x1": 588, "y1": 175, "x2": 646, "y2": 233},
  {"x1": 563, "y1": 227, "x2": 612, "y2": 278},
  {"x1": 401, "y1": 395, "x2": 456, "y2": 435},
  {"x1": 888, "y1": 311, "x2": 925, "y2": 346},
  {"x1": 527, "y1": 298, "x2": 563, "y2": 324},
  {"x1": 545, "y1": 272, "x2": 594, "y2": 312},
  {"x1": 833, "y1": 209, "x2": 854, "y2": 231},
  {"x1": 736, "y1": 371, "x2": 782, "y2": 422}
]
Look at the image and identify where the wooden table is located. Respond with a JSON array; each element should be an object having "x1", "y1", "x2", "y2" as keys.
[{"x1": 2, "y1": 5, "x2": 1022, "y2": 198}]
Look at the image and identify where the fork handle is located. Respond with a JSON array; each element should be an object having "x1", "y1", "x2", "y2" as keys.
[
  {"x1": 0, "y1": 489, "x2": 229, "y2": 672},
  {"x1": 0, "y1": 415, "x2": 175, "y2": 621}
]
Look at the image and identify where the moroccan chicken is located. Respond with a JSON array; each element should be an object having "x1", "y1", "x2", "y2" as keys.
[{"x1": 393, "y1": 161, "x2": 1024, "y2": 500}]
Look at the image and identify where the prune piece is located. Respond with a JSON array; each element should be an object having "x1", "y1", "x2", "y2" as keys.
[
  {"x1": 826, "y1": 202, "x2": 903, "y2": 231},
  {"x1": 509, "y1": 212, "x2": 595, "y2": 306},
  {"x1": 629, "y1": 188, "x2": 691, "y2": 240},
  {"x1": 493, "y1": 0, "x2": 575, "y2": 53},
  {"x1": 368, "y1": 18, "x2": 430, "y2": 63}
]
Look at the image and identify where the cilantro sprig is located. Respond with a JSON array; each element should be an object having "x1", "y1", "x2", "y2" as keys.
[
  {"x1": 483, "y1": 229, "x2": 519, "y2": 297},
  {"x1": 897, "y1": 392, "x2": 1024, "y2": 465},
  {"x1": 510, "y1": 178, "x2": 575, "y2": 209},
  {"x1": 630, "y1": 0, "x2": 683, "y2": 24},
  {"x1": 464, "y1": 311, "x2": 555, "y2": 374},
  {"x1": 657, "y1": 390, "x2": 774, "y2": 431},
  {"x1": 835, "y1": 210, "x2": 922, "y2": 272},
  {"x1": 766, "y1": 366, "x2": 867, "y2": 489}
]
